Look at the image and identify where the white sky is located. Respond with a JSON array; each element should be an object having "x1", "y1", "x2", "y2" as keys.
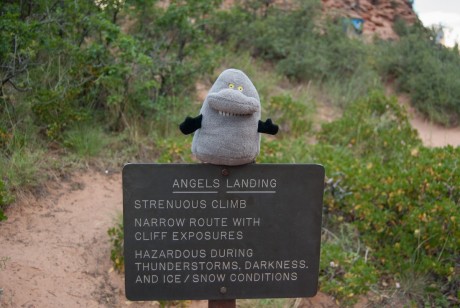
[{"x1": 414, "y1": 0, "x2": 460, "y2": 47}]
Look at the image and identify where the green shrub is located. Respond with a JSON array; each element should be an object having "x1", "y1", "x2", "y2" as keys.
[
  {"x1": 151, "y1": 96, "x2": 197, "y2": 138},
  {"x1": 31, "y1": 89, "x2": 90, "y2": 140},
  {"x1": 318, "y1": 90, "x2": 421, "y2": 160},
  {"x1": 376, "y1": 21, "x2": 460, "y2": 125},
  {"x1": 314, "y1": 91, "x2": 459, "y2": 306},
  {"x1": 108, "y1": 217, "x2": 124, "y2": 273},
  {"x1": 320, "y1": 225, "x2": 378, "y2": 305},
  {"x1": 63, "y1": 125, "x2": 107, "y2": 158},
  {"x1": 258, "y1": 138, "x2": 312, "y2": 163},
  {"x1": 2, "y1": 0, "x2": 223, "y2": 137},
  {"x1": 0, "y1": 179, "x2": 13, "y2": 221},
  {"x1": 0, "y1": 147, "x2": 46, "y2": 191},
  {"x1": 155, "y1": 137, "x2": 194, "y2": 163},
  {"x1": 267, "y1": 95, "x2": 313, "y2": 137}
]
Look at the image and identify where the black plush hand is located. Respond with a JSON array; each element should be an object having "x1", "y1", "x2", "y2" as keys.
[
  {"x1": 179, "y1": 114, "x2": 203, "y2": 135},
  {"x1": 258, "y1": 118, "x2": 279, "y2": 135}
]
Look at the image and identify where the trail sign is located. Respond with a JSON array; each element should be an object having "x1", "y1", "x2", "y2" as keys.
[{"x1": 123, "y1": 164, "x2": 324, "y2": 301}]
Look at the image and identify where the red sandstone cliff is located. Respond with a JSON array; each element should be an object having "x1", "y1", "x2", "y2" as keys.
[
  {"x1": 222, "y1": 0, "x2": 418, "y2": 40},
  {"x1": 321, "y1": 0, "x2": 418, "y2": 40}
]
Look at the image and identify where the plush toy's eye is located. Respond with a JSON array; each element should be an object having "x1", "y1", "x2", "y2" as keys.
[
  {"x1": 237, "y1": 86, "x2": 243, "y2": 92},
  {"x1": 228, "y1": 83, "x2": 235, "y2": 89}
]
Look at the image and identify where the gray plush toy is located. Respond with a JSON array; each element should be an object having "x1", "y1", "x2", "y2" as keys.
[{"x1": 180, "y1": 69, "x2": 278, "y2": 166}]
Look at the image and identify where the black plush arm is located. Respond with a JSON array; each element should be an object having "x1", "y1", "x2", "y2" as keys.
[
  {"x1": 179, "y1": 114, "x2": 203, "y2": 135},
  {"x1": 258, "y1": 118, "x2": 279, "y2": 135}
]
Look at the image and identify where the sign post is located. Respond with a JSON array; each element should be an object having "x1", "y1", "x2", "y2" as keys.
[{"x1": 123, "y1": 164, "x2": 324, "y2": 302}]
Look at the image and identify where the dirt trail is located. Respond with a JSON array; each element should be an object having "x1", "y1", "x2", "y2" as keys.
[
  {"x1": 401, "y1": 97, "x2": 460, "y2": 147},
  {"x1": 0, "y1": 172, "x2": 126, "y2": 307},
  {"x1": 388, "y1": 89, "x2": 460, "y2": 147},
  {"x1": 408, "y1": 114, "x2": 460, "y2": 147}
]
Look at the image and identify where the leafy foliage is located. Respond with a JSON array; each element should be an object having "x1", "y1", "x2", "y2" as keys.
[
  {"x1": 155, "y1": 137, "x2": 194, "y2": 163},
  {"x1": 0, "y1": 0, "x2": 223, "y2": 212},
  {"x1": 108, "y1": 218, "x2": 124, "y2": 272},
  {"x1": 0, "y1": 179, "x2": 13, "y2": 221},
  {"x1": 0, "y1": 0, "x2": 222, "y2": 139},
  {"x1": 63, "y1": 125, "x2": 107, "y2": 158},
  {"x1": 267, "y1": 95, "x2": 313, "y2": 137},
  {"x1": 377, "y1": 21, "x2": 460, "y2": 125},
  {"x1": 318, "y1": 91, "x2": 421, "y2": 159},
  {"x1": 320, "y1": 225, "x2": 378, "y2": 302},
  {"x1": 315, "y1": 91, "x2": 459, "y2": 306}
]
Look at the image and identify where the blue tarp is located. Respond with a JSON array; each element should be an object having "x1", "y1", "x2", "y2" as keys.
[
  {"x1": 351, "y1": 18, "x2": 364, "y2": 33},
  {"x1": 343, "y1": 17, "x2": 364, "y2": 35}
]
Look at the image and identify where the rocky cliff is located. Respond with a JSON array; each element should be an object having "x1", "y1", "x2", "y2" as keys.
[
  {"x1": 321, "y1": 0, "x2": 418, "y2": 40},
  {"x1": 222, "y1": 0, "x2": 418, "y2": 40}
]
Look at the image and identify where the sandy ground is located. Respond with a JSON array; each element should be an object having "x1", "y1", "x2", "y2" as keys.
[
  {"x1": 387, "y1": 88, "x2": 460, "y2": 147},
  {"x1": 408, "y1": 113, "x2": 460, "y2": 147},
  {"x1": 0, "y1": 173, "x2": 126, "y2": 307}
]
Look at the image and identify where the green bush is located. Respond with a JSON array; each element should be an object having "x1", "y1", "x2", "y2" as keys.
[
  {"x1": 63, "y1": 125, "x2": 107, "y2": 158},
  {"x1": 108, "y1": 217, "x2": 124, "y2": 273},
  {"x1": 320, "y1": 225, "x2": 378, "y2": 304},
  {"x1": 318, "y1": 90, "x2": 421, "y2": 160},
  {"x1": 155, "y1": 137, "x2": 194, "y2": 163},
  {"x1": 31, "y1": 89, "x2": 90, "y2": 140},
  {"x1": 314, "y1": 91, "x2": 459, "y2": 306},
  {"x1": 0, "y1": 179, "x2": 13, "y2": 221},
  {"x1": 376, "y1": 21, "x2": 460, "y2": 125},
  {"x1": 1, "y1": 0, "x2": 222, "y2": 137},
  {"x1": 258, "y1": 138, "x2": 312, "y2": 163},
  {"x1": 0, "y1": 147, "x2": 46, "y2": 192},
  {"x1": 267, "y1": 95, "x2": 313, "y2": 137}
]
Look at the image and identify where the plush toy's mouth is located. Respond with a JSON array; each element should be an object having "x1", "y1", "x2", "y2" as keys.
[
  {"x1": 218, "y1": 111, "x2": 250, "y2": 117},
  {"x1": 207, "y1": 89, "x2": 260, "y2": 116}
]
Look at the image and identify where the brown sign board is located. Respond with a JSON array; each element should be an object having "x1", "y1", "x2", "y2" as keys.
[{"x1": 123, "y1": 164, "x2": 325, "y2": 301}]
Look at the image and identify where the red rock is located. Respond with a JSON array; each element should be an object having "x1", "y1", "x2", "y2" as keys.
[{"x1": 221, "y1": 0, "x2": 419, "y2": 40}]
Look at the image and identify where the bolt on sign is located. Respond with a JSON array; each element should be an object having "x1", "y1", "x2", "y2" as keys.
[{"x1": 123, "y1": 164, "x2": 325, "y2": 301}]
